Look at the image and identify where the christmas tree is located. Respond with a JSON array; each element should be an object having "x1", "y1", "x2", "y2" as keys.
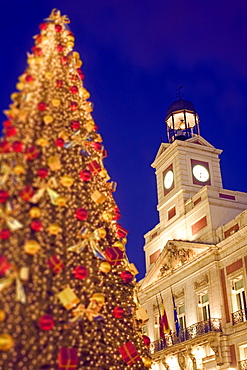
[{"x1": 0, "y1": 9, "x2": 151, "y2": 370}]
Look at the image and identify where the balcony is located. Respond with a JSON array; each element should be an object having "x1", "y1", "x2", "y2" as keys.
[
  {"x1": 232, "y1": 308, "x2": 247, "y2": 325},
  {"x1": 150, "y1": 318, "x2": 222, "y2": 354},
  {"x1": 239, "y1": 359, "x2": 247, "y2": 370}
]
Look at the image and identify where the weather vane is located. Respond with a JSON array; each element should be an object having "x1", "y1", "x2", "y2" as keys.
[{"x1": 176, "y1": 85, "x2": 184, "y2": 99}]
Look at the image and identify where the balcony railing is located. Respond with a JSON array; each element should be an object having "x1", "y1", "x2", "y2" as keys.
[
  {"x1": 232, "y1": 308, "x2": 247, "y2": 325},
  {"x1": 150, "y1": 318, "x2": 222, "y2": 354},
  {"x1": 239, "y1": 359, "x2": 247, "y2": 370}
]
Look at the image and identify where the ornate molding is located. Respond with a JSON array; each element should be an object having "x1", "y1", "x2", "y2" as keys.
[
  {"x1": 159, "y1": 243, "x2": 195, "y2": 277},
  {"x1": 177, "y1": 352, "x2": 187, "y2": 370},
  {"x1": 194, "y1": 274, "x2": 209, "y2": 290},
  {"x1": 173, "y1": 288, "x2": 185, "y2": 299}
]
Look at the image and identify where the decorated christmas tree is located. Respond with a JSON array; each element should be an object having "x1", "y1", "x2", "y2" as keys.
[{"x1": 0, "y1": 9, "x2": 151, "y2": 370}]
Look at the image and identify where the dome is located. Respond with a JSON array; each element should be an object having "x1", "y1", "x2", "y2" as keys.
[{"x1": 166, "y1": 99, "x2": 196, "y2": 120}]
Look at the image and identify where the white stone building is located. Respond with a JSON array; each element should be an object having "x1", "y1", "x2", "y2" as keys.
[{"x1": 138, "y1": 98, "x2": 247, "y2": 370}]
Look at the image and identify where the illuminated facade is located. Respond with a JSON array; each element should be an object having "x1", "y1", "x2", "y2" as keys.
[{"x1": 138, "y1": 99, "x2": 247, "y2": 370}]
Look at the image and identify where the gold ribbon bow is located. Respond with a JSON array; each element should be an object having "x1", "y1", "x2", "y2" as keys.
[
  {"x1": 30, "y1": 177, "x2": 59, "y2": 205},
  {"x1": 0, "y1": 201, "x2": 23, "y2": 231},
  {"x1": 0, "y1": 164, "x2": 21, "y2": 186},
  {"x1": 65, "y1": 130, "x2": 89, "y2": 153},
  {"x1": 46, "y1": 9, "x2": 70, "y2": 24},
  {"x1": 68, "y1": 231, "x2": 105, "y2": 260},
  {"x1": 0, "y1": 266, "x2": 26, "y2": 304},
  {"x1": 66, "y1": 300, "x2": 104, "y2": 328}
]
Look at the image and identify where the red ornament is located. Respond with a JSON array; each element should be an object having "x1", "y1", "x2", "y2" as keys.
[
  {"x1": 94, "y1": 123, "x2": 98, "y2": 131},
  {"x1": 31, "y1": 220, "x2": 43, "y2": 232},
  {"x1": 0, "y1": 255, "x2": 10, "y2": 275},
  {"x1": 5, "y1": 126, "x2": 17, "y2": 137},
  {"x1": 19, "y1": 185, "x2": 34, "y2": 201},
  {"x1": 55, "y1": 138, "x2": 65, "y2": 147},
  {"x1": 37, "y1": 102, "x2": 47, "y2": 111},
  {"x1": 56, "y1": 44, "x2": 64, "y2": 52},
  {"x1": 69, "y1": 101, "x2": 78, "y2": 111},
  {"x1": 25, "y1": 75, "x2": 34, "y2": 82},
  {"x1": 142, "y1": 335, "x2": 151, "y2": 347},
  {"x1": 74, "y1": 265, "x2": 88, "y2": 279},
  {"x1": 75, "y1": 208, "x2": 88, "y2": 221},
  {"x1": 38, "y1": 314, "x2": 54, "y2": 330},
  {"x1": 69, "y1": 86, "x2": 78, "y2": 94},
  {"x1": 12, "y1": 141, "x2": 23, "y2": 152},
  {"x1": 113, "y1": 307, "x2": 124, "y2": 318},
  {"x1": 0, "y1": 229, "x2": 11, "y2": 240},
  {"x1": 120, "y1": 270, "x2": 133, "y2": 284},
  {"x1": 56, "y1": 80, "x2": 63, "y2": 88},
  {"x1": 32, "y1": 46, "x2": 42, "y2": 56},
  {"x1": 55, "y1": 24, "x2": 62, "y2": 32},
  {"x1": 0, "y1": 141, "x2": 11, "y2": 154},
  {"x1": 0, "y1": 191, "x2": 9, "y2": 203},
  {"x1": 79, "y1": 170, "x2": 92, "y2": 182},
  {"x1": 25, "y1": 146, "x2": 39, "y2": 160},
  {"x1": 92, "y1": 142, "x2": 101, "y2": 151},
  {"x1": 77, "y1": 69, "x2": 85, "y2": 80},
  {"x1": 39, "y1": 22, "x2": 47, "y2": 30},
  {"x1": 60, "y1": 56, "x2": 67, "y2": 65},
  {"x1": 37, "y1": 168, "x2": 48, "y2": 178},
  {"x1": 3, "y1": 120, "x2": 12, "y2": 128},
  {"x1": 71, "y1": 120, "x2": 80, "y2": 130}
]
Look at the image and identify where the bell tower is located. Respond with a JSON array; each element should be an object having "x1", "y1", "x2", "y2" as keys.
[{"x1": 143, "y1": 97, "x2": 247, "y2": 271}]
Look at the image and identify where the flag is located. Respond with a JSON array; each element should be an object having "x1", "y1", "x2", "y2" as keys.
[
  {"x1": 156, "y1": 296, "x2": 164, "y2": 338},
  {"x1": 160, "y1": 293, "x2": 170, "y2": 334},
  {"x1": 172, "y1": 294, "x2": 180, "y2": 336}
]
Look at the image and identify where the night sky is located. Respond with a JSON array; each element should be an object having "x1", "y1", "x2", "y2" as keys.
[{"x1": 1, "y1": 0, "x2": 247, "y2": 279}]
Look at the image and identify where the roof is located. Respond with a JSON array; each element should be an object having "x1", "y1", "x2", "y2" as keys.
[{"x1": 166, "y1": 99, "x2": 196, "y2": 119}]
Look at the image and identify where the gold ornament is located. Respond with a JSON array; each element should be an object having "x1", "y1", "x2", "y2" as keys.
[
  {"x1": 0, "y1": 310, "x2": 6, "y2": 322},
  {"x1": 0, "y1": 334, "x2": 14, "y2": 351},
  {"x1": 16, "y1": 82, "x2": 24, "y2": 91},
  {"x1": 43, "y1": 115, "x2": 54, "y2": 124},
  {"x1": 36, "y1": 137, "x2": 49, "y2": 147},
  {"x1": 91, "y1": 293, "x2": 105, "y2": 306},
  {"x1": 82, "y1": 88, "x2": 90, "y2": 99},
  {"x1": 55, "y1": 196, "x2": 67, "y2": 207},
  {"x1": 48, "y1": 223, "x2": 62, "y2": 235},
  {"x1": 11, "y1": 92, "x2": 19, "y2": 101},
  {"x1": 99, "y1": 262, "x2": 111, "y2": 273},
  {"x1": 60, "y1": 175, "x2": 74, "y2": 188},
  {"x1": 45, "y1": 71, "x2": 53, "y2": 79},
  {"x1": 67, "y1": 35, "x2": 75, "y2": 42},
  {"x1": 34, "y1": 57, "x2": 42, "y2": 65},
  {"x1": 24, "y1": 240, "x2": 40, "y2": 255},
  {"x1": 94, "y1": 228, "x2": 107, "y2": 240},
  {"x1": 99, "y1": 169, "x2": 109, "y2": 179},
  {"x1": 122, "y1": 237, "x2": 127, "y2": 245},
  {"x1": 52, "y1": 98, "x2": 61, "y2": 107},
  {"x1": 13, "y1": 165, "x2": 25, "y2": 175},
  {"x1": 102, "y1": 211, "x2": 113, "y2": 222},
  {"x1": 141, "y1": 356, "x2": 152, "y2": 368},
  {"x1": 29, "y1": 207, "x2": 41, "y2": 218},
  {"x1": 66, "y1": 41, "x2": 74, "y2": 48},
  {"x1": 113, "y1": 241, "x2": 125, "y2": 251},
  {"x1": 48, "y1": 156, "x2": 62, "y2": 171}
]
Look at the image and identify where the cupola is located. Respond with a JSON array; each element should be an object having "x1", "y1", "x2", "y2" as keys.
[{"x1": 165, "y1": 98, "x2": 200, "y2": 143}]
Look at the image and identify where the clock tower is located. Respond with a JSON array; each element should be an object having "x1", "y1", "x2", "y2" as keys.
[{"x1": 144, "y1": 98, "x2": 247, "y2": 271}]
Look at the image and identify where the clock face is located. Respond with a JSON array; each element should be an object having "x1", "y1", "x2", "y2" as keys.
[
  {"x1": 164, "y1": 170, "x2": 174, "y2": 189},
  {"x1": 192, "y1": 164, "x2": 209, "y2": 182}
]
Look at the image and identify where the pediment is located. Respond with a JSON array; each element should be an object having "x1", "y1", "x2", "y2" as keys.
[
  {"x1": 186, "y1": 135, "x2": 215, "y2": 148},
  {"x1": 140, "y1": 240, "x2": 211, "y2": 289},
  {"x1": 152, "y1": 142, "x2": 170, "y2": 164}
]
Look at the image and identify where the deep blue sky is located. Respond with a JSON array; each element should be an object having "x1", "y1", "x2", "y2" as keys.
[{"x1": 1, "y1": 0, "x2": 247, "y2": 279}]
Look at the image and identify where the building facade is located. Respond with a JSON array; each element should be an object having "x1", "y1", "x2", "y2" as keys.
[{"x1": 138, "y1": 99, "x2": 247, "y2": 370}]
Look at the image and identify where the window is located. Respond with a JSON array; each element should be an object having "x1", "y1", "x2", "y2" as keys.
[
  {"x1": 178, "y1": 305, "x2": 186, "y2": 329},
  {"x1": 199, "y1": 293, "x2": 210, "y2": 321},
  {"x1": 233, "y1": 278, "x2": 246, "y2": 312},
  {"x1": 239, "y1": 344, "x2": 247, "y2": 361},
  {"x1": 142, "y1": 325, "x2": 148, "y2": 335},
  {"x1": 154, "y1": 314, "x2": 160, "y2": 340}
]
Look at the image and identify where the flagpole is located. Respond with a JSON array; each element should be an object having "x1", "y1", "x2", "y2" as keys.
[{"x1": 156, "y1": 295, "x2": 164, "y2": 339}]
